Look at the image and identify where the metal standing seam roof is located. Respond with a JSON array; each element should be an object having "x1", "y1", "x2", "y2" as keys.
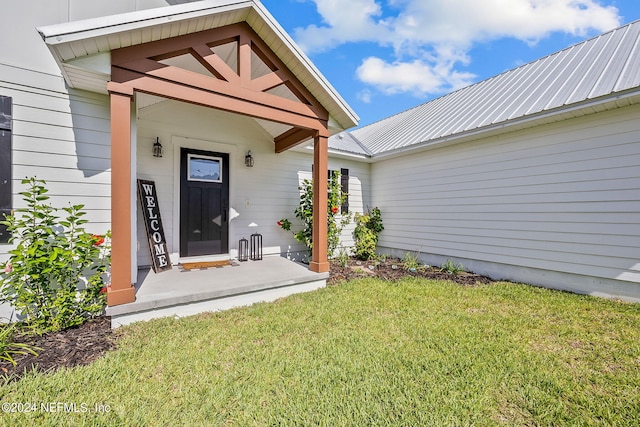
[
  {"x1": 346, "y1": 19, "x2": 640, "y2": 157},
  {"x1": 327, "y1": 131, "x2": 373, "y2": 157}
]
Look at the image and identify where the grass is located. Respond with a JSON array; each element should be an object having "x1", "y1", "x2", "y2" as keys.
[{"x1": 1, "y1": 277, "x2": 639, "y2": 426}]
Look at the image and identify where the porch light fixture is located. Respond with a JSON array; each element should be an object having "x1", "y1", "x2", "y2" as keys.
[
  {"x1": 245, "y1": 150, "x2": 254, "y2": 167},
  {"x1": 153, "y1": 137, "x2": 163, "y2": 158}
]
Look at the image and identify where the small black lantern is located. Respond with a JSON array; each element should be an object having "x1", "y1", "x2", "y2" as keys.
[
  {"x1": 153, "y1": 137, "x2": 163, "y2": 158},
  {"x1": 245, "y1": 150, "x2": 254, "y2": 167},
  {"x1": 250, "y1": 233, "x2": 262, "y2": 261},
  {"x1": 238, "y1": 237, "x2": 249, "y2": 262}
]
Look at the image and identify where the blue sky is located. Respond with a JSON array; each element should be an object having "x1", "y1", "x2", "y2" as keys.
[{"x1": 260, "y1": 0, "x2": 640, "y2": 128}]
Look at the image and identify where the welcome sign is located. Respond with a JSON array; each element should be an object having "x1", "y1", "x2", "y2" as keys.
[{"x1": 137, "y1": 179, "x2": 171, "y2": 273}]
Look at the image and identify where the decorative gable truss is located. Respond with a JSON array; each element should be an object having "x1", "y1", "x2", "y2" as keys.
[
  {"x1": 106, "y1": 22, "x2": 333, "y2": 306},
  {"x1": 111, "y1": 22, "x2": 329, "y2": 150}
]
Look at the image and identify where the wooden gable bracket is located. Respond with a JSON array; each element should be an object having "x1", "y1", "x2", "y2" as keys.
[
  {"x1": 274, "y1": 127, "x2": 317, "y2": 153},
  {"x1": 110, "y1": 22, "x2": 330, "y2": 150}
]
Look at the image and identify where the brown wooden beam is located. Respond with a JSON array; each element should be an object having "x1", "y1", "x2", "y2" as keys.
[
  {"x1": 310, "y1": 133, "x2": 329, "y2": 273},
  {"x1": 113, "y1": 61, "x2": 322, "y2": 122},
  {"x1": 274, "y1": 127, "x2": 316, "y2": 153},
  {"x1": 238, "y1": 33, "x2": 252, "y2": 88},
  {"x1": 192, "y1": 44, "x2": 239, "y2": 83},
  {"x1": 112, "y1": 72, "x2": 327, "y2": 132},
  {"x1": 250, "y1": 70, "x2": 286, "y2": 92},
  {"x1": 106, "y1": 88, "x2": 136, "y2": 306}
]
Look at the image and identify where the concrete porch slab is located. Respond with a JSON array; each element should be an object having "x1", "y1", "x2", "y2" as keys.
[{"x1": 106, "y1": 256, "x2": 328, "y2": 328}]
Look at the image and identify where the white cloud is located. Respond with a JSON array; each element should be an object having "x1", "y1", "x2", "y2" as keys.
[
  {"x1": 390, "y1": 0, "x2": 620, "y2": 49},
  {"x1": 294, "y1": 0, "x2": 622, "y2": 95},
  {"x1": 357, "y1": 88, "x2": 373, "y2": 103},
  {"x1": 293, "y1": 0, "x2": 391, "y2": 52},
  {"x1": 356, "y1": 57, "x2": 476, "y2": 96}
]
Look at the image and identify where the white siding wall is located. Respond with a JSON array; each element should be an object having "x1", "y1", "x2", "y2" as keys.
[
  {"x1": 372, "y1": 104, "x2": 640, "y2": 300},
  {"x1": 0, "y1": 62, "x2": 112, "y2": 264},
  {"x1": 135, "y1": 99, "x2": 369, "y2": 267},
  {"x1": 1, "y1": 1, "x2": 178, "y2": 76},
  {"x1": 0, "y1": 0, "x2": 204, "y2": 319}
]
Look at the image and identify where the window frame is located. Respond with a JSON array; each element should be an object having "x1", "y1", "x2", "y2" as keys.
[
  {"x1": 310, "y1": 165, "x2": 350, "y2": 214},
  {"x1": 0, "y1": 95, "x2": 12, "y2": 244}
]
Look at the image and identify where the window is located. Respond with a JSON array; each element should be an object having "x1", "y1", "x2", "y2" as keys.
[
  {"x1": 340, "y1": 168, "x2": 349, "y2": 214},
  {"x1": 0, "y1": 95, "x2": 11, "y2": 243},
  {"x1": 312, "y1": 165, "x2": 349, "y2": 214},
  {"x1": 187, "y1": 154, "x2": 222, "y2": 183}
]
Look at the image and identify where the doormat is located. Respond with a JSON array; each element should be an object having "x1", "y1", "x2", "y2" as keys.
[{"x1": 178, "y1": 260, "x2": 238, "y2": 271}]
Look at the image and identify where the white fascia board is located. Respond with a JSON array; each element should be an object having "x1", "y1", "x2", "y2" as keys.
[
  {"x1": 249, "y1": 2, "x2": 359, "y2": 129},
  {"x1": 37, "y1": 0, "x2": 253, "y2": 44}
]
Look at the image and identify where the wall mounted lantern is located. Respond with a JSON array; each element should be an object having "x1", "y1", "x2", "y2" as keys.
[
  {"x1": 153, "y1": 137, "x2": 163, "y2": 158},
  {"x1": 245, "y1": 150, "x2": 254, "y2": 167}
]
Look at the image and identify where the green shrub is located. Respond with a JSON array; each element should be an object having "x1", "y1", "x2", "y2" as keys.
[
  {"x1": 0, "y1": 178, "x2": 110, "y2": 334},
  {"x1": 353, "y1": 207, "x2": 384, "y2": 260},
  {"x1": 278, "y1": 171, "x2": 350, "y2": 258}
]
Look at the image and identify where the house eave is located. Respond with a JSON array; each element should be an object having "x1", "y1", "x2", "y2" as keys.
[
  {"x1": 36, "y1": 0, "x2": 358, "y2": 131},
  {"x1": 305, "y1": 145, "x2": 373, "y2": 162}
]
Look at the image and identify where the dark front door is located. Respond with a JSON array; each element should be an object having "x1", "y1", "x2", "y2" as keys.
[{"x1": 180, "y1": 148, "x2": 229, "y2": 257}]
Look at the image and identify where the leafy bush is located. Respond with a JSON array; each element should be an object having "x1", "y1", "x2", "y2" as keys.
[
  {"x1": 0, "y1": 178, "x2": 110, "y2": 334},
  {"x1": 0, "y1": 322, "x2": 39, "y2": 365},
  {"x1": 352, "y1": 207, "x2": 384, "y2": 260},
  {"x1": 278, "y1": 171, "x2": 350, "y2": 258}
]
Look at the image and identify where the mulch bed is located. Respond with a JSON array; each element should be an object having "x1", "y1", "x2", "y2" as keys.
[
  {"x1": 0, "y1": 316, "x2": 115, "y2": 383},
  {"x1": 327, "y1": 257, "x2": 494, "y2": 286},
  {"x1": 1, "y1": 257, "x2": 493, "y2": 382}
]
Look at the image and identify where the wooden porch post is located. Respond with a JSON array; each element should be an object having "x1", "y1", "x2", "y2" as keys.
[
  {"x1": 310, "y1": 132, "x2": 329, "y2": 273},
  {"x1": 107, "y1": 85, "x2": 136, "y2": 306}
]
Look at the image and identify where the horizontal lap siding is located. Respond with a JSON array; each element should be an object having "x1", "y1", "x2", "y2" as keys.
[
  {"x1": 372, "y1": 104, "x2": 640, "y2": 283},
  {"x1": 0, "y1": 63, "x2": 111, "y2": 262}
]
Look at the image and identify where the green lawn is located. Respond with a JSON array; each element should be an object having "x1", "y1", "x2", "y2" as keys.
[{"x1": 1, "y1": 278, "x2": 639, "y2": 426}]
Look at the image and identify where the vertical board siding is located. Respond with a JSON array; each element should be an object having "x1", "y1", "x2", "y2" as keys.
[
  {"x1": 372, "y1": 104, "x2": 640, "y2": 284},
  {"x1": 0, "y1": 62, "x2": 112, "y2": 263}
]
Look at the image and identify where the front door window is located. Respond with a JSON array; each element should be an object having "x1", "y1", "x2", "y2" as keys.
[{"x1": 187, "y1": 154, "x2": 222, "y2": 182}]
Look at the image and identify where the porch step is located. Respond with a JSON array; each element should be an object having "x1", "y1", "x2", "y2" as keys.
[{"x1": 106, "y1": 257, "x2": 328, "y2": 328}]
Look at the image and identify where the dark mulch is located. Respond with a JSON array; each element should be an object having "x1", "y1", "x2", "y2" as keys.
[
  {"x1": 328, "y1": 257, "x2": 494, "y2": 286},
  {"x1": 1, "y1": 257, "x2": 493, "y2": 382},
  {"x1": 0, "y1": 316, "x2": 114, "y2": 382}
]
